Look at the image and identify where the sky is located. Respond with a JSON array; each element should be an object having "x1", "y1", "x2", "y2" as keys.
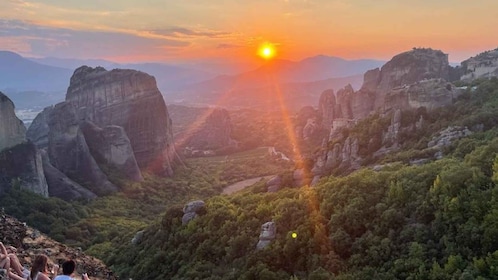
[{"x1": 1, "y1": 0, "x2": 497, "y2": 64}]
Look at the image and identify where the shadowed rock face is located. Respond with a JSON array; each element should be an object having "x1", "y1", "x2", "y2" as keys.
[
  {"x1": 47, "y1": 102, "x2": 117, "y2": 196},
  {"x1": 41, "y1": 150, "x2": 97, "y2": 200},
  {"x1": 0, "y1": 92, "x2": 26, "y2": 151},
  {"x1": 26, "y1": 106, "x2": 51, "y2": 149},
  {"x1": 0, "y1": 93, "x2": 48, "y2": 196},
  {"x1": 65, "y1": 66, "x2": 176, "y2": 176},
  {"x1": 0, "y1": 142, "x2": 48, "y2": 197},
  {"x1": 183, "y1": 108, "x2": 234, "y2": 150},
  {"x1": 80, "y1": 121, "x2": 143, "y2": 182}
]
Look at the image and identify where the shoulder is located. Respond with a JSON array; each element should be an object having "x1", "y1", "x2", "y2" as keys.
[
  {"x1": 54, "y1": 276, "x2": 72, "y2": 280},
  {"x1": 39, "y1": 274, "x2": 52, "y2": 280}
]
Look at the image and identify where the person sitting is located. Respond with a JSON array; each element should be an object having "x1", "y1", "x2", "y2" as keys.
[
  {"x1": 29, "y1": 254, "x2": 58, "y2": 280},
  {"x1": 0, "y1": 241, "x2": 24, "y2": 280},
  {"x1": 53, "y1": 259, "x2": 89, "y2": 280}
]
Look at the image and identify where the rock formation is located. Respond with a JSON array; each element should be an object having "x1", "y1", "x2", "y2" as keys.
[
  {"x1": 384, "y1": 79, "x2": 458, "y2": 112},
  {"x1": 0, "y1": 92, "x2": 26, "y2": 151},
  {"x1": 0, "y1": 92, "x2": 48, "y2": 197},
  {"x1": 0, "y1": 214, "x2": 116, "y2": 280},
  {"x1": 460, "y1": 48, "x2": 498, "y2": 82},
  {"x1": 317, "y1": 48, "x2": 453, "y2": 129},
  {"x1": 0, "y1": 142, "x2": 48, "y2": 197},
  {"x1": 318, "y1": 89, "x2": 336, "y2": 130},
  {"x1": 41, "y1": 150, "x2": 97, "y2": 200},
  {"x1": 47, "y1": 102, "x2": 117, "y2": 196},
  {"x1": 266, "y1": 175, "x2": 282, "y2": 192},
  {"x1": 182, "y1": 108, "x2": 236, "y2": 153},
  {"x1": 26, "y1": 106, "x2": 51, "y2": 149},
  {"x1": 80, "y1": 121, "x2": 143, "y2": 182},
  {"x1": 65, "y1": 66, "x2": 176, "y2": 176},
  {"x1": 182, "y1": 200, "x2": 205, "y2": 225},
  {"x1": 311, "y1": 48, "x2": 457, "y2": 177},
  {"x1": 256, "y1": 222, "x2": 276, "y2": 250}
]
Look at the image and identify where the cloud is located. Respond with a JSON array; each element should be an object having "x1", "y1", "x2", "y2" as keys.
[
  {"x1": 0, "y1": 19, "x2": 190, "y2": 59},
  {"x1": 148, "y1": 27, "x2": 232, "y2": 38},
  {"x1": 216, "y1": 43, "x2": 242, "y2": 49}
]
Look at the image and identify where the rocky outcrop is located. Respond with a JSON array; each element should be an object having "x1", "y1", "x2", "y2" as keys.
[
  {"x1": 182, "y1": 200, "x2": 205, "y2": 225},
  {"x1": 41, "y1": 151, "x2": 97, "y2": 201},
  {"x1": 375, "y1": 48, "x2": 450, "y2": 92},
  {"x1": 428, "y1": 126, "x2": 472, "y2": 158},
  {"x1": 80, "y1": 121, "x2": 143, "y2": 182},
  {"x1": 0, "y1": 92, "x2": 26, "y2": 151},
  {"x1": 461, "y1": 48, "x2": 498, "y2": 82},
  {"x1": 0, "y1": 214, "x2": 117, "y2": 280},
  {"x1": 65, "y1": 66, "x2": 176, "y2": 176},
  {"x1": 183, "y1": 108, "x2": 235, "y2": 152},
  {"x1": 47, "y1": 102, "x2": 117, "y2": 196},
  {"x1": 384, "y1": 79, "x2": 458, "y2": 112},
  {"x1": 266, "y1": 176, "x2": 282, "y2": 192},
  {"x1": 256, "y1": 222, "x2": 276, "y2": 250},
  {"x1": 316, "y1": 48, "x2": 452, "y2": 128},
  {"x1": 26, "y1": 106, "x2": 51, "y2": 149},
  {"x1": 0, "y1": 93, "x2": 48, "y2": 197},
  {"x1": 295, "y1": 106, "x2": 320, "y2": 141},
  {"x1": 0, "y1": 142, "x2": 48, "y2": 197},
  {"x1": 318, "y1": 90, "x2": 336, "y2": 130}
]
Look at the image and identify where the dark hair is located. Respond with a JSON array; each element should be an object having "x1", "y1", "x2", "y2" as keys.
[
  {"x1": 62, "y1": 259, "x2": 76, "y2": 275},
  {"x1": 30, "y1": 254, "x2": 48, "y2": 279}
]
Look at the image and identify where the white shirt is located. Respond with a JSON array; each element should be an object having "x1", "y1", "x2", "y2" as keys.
[{"x1": 53, "y1": 275, "x2": 74, "y2": 280}]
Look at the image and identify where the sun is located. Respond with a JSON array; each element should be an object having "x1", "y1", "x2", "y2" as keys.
[{"x1": 258, "y1": 43, "x2": 276, "y2": 60}]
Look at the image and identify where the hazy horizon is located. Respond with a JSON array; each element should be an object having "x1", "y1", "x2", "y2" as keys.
[{"x1": 1, "y1": 0, "x2": 497, "y2": 65}]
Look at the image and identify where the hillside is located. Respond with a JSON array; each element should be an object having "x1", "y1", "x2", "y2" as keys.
[
  {"x1": 0, "y1": 213, "x2": 116, "y2": 280},
  {"x1": 101, "y1": 77, "x2": 498, "y2": 279}
]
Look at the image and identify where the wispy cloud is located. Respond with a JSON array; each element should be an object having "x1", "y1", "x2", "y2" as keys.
[
  {"x1": 0, "y1": 19, "x2": 190, "y2": 59},
  {"x1": 216, "y1": 43, "x2": 242, "y2": 49},
  {"x1": 147, "y1": 27, "x2": 233, "y2": 39}
]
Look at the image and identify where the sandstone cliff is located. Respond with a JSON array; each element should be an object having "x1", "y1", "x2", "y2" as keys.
[
  {"x1": 318, "y1": 48, "x2": 453, "y2": 132},
  {"x1": 460, "y1": 48, "x2": 498, "y2": 81},
  {"x1": 0, "y1": 92, "x2": 26, "y2": 151},
  {"x1": 47, "y1": 102, "x2": 117, "y2": 196},
  {"x1": 80, "y1": 121, "x2": 143, "y2": 182},
  {"x1": 181, "y1": 108, "x2": 236, "y2": 154},
  {"x1": 66, "y1": 66, "x2": 176, "y2": 176},
  {"x1": 312, "y1": 48, "x2": 455, "y2": 178},
  {"x1": 0, "y1": 142, "x2": 48, "y2": 197},
  {"x1": 0, "y1": 92, "x2": 48, "y2": 197},
  {"x1": 26, "y1": 106, "x2": 51, "y2": 149}
]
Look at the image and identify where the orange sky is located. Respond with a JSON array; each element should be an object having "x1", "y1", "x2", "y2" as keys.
[{"x1": 1, "y1": 0, "x2": 497, "y2": 64}]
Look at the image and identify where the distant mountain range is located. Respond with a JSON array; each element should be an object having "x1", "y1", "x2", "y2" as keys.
[
  {"x1": 0, "y1": 50, "x2": 384, "y2": 110},
  {"x1": 0, "y1": 51, "x2": 72, "y2": 92},
  {"x1": 166, "y1": 57, "x2": 384, "y2": 109}
]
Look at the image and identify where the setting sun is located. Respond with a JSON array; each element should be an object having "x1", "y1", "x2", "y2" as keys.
[{"x1": 258, "y1": 43, "x2": 276, "y2": 60}]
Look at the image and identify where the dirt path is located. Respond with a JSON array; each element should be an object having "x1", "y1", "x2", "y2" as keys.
[{"x1": 222, "y1": 175, "x2": 274, "y2": 195}]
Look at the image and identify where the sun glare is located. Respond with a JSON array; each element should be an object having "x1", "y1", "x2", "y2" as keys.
[{"x1": 258, "y1": 43, "x2": 276, "y2": 60}]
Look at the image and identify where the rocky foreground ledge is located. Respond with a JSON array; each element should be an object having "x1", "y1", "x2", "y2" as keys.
[{"x1": 0, "y1": 213, "x2": 116, "y2": 280}]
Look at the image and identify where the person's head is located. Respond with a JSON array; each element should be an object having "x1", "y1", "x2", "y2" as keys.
[
  {"x1": 30, "y1": 254, "x2": 49, "y2": 278},
  {"x1": 62, "y1": 259, "x2": 76, "y2": 276}
]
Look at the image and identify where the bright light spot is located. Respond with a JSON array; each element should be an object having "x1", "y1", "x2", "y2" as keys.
[
  {"x1": 292, "y1": 232, "x2": 298, "y2": 239},
  {"x1": 258, "y1": 42, "x2": 276, "y2": 60}
]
